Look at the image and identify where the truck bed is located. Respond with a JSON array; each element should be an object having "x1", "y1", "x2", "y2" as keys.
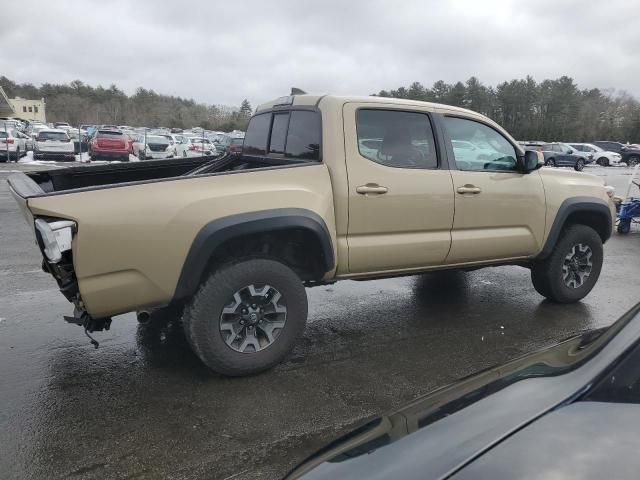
[
  {"x1": 13, "y1": 157, "x2": 212, "y2": 196},
  {"x1": 8, "y1": 154, "x2": 302, "y2": 199}
]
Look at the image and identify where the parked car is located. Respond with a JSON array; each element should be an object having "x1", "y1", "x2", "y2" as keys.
[
  {"x1": 286, "y1": 302, "x2": 640, "y2": 480},
  {"x1": 570, "y1": 143, "x2": 621, "y2": 166},
  {"x1": 0, "y1": 128, "x2": 27, "y2": 162},
  {"x1": 88, "y1": 130, "x2": 130, "y2": 162},
  {"x1": 28, "y1": 123, "x2": 51, "y2": 140},
  {"x1": 134, "y1": 135, "x2": 175, "y2": 160},
  {"x1": 53, "y1": 122, "x2": 71, "y2": 129},
  {"x1": 7, "y1": 94, "x2": 616, "y2": 376},
  {"x1": 67, "y1": 129, "x2": 89, "y2": 154},
  {"x1": 451, "y1": 139, "x2": 501, "y2": 166},
  {"x1": 33, "y1": 129, "x2": 75, "y2": 161},
  {"x1": 539, "y1": 142, "x2": 592, "y2": 170},
  {"x1": 215, "y1": 134, "x2": 244, "y2": 155},
  {"x1": 17, "y1": 130, "x2": 34, "y2": 151},
  {"x1": 176, "y1": 136, "x2": 217, "y2": 157},
  {"x1": 593, "y1": 141, "x2": 640, "y2": 166}
]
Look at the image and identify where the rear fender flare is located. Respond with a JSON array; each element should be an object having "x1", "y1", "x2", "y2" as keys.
[{"x1": 173, "y1": 208, "x2": 334, "y2": 301}]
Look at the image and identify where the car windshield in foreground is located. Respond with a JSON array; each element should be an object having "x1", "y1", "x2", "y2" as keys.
[{"x1": 38, "y1": 131, "x2": 68, "y2": 140}]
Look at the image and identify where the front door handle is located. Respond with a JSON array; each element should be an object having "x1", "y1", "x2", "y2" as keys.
[
  {"x1": 356, "y1": 184, "x2": 388, "y2": 195},
  {"x1": 456, "y1": 184, "x2": 482, "y2": 195}
]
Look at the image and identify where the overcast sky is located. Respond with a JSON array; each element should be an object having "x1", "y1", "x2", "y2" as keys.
[{"x1": 1, "y1": 0, "x2": 639, "y2": 107}]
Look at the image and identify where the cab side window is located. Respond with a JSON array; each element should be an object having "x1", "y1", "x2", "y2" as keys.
[
  {"x1": 356, "y1": 109, "x2": 437, "y2": 169},
  {"x1": 444, "y1": 116, "x2": 518, "y2": 172}
]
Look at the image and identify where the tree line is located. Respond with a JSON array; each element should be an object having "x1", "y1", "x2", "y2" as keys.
[
  {"x1": 0, "y1": 76, "x2": 253, "y2": 131},
  {"x1": 4, "y1": 75, "x2": 639, "y2": 141},
  {"x1": 375, "y1": 76, "x2": 640, "y2": 142}
]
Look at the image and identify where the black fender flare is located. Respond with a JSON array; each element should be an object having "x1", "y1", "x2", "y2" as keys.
[
  {"x1": 173, "y1": 208, "x2": 334, "y2": 301},
  {"x1": 535, "y1": 196, "x2": 613, "y2": 260}
]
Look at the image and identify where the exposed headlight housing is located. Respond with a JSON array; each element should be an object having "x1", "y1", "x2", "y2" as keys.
[{"x1": 34, "y1": 219, "x2": 76, "y2": 263}]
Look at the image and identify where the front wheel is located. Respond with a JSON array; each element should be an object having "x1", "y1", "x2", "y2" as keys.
[
  {"x1": 627, "y1": 156, "x2": 640, "y2": 167},
  {"x1": 617, "y1": 221, "x2": 631, "y2": 234},
  {"x1": 597, "y1": 157, "x2": 610, "y2": 167},
  {"x1": 531, "y1": 224, "x2": 603, "y2": 303},
  {"x1": 574, "y1": 158, "x2": 585, "y2": 171},
  {"x1": 182, "y1": 258, "x2": 308, "y2": 376}
]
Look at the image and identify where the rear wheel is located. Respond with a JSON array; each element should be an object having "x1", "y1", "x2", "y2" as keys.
[
  {"x1": 531, "y1": 224, "x2": 603, "y2": 303},
  {"x1": 182, "y1": 258, "x2": 308, "y2": 376},
  {"x1": 12, "y1": 148, "x2": 20, "y2": 162},
  {"x1": 546, "y1": 158, "x2": 556, "y2": 167},
  {"x1": 574, "y1": 158, "x2": 585, "y2": 171}
]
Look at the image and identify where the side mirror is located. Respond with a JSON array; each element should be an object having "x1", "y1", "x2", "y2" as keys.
[
  {"x1": 523, "y1": 150, "x2": 544, "y2": 172},
  {"x1": 567, "y1": 149, "x2": 574, "y2": 154}
]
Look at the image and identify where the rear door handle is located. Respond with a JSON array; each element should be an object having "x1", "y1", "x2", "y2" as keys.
[
  {"x1": 456, "y1": 184, "x2": 482, "y2": 194},
  {"x1": 356, "y1": 184, "x2": 388, "y2": 195}
]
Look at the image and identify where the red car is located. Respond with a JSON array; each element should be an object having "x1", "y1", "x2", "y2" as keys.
[{"x1": 89, "y1": 130, "x2": 130, "y2": 161}]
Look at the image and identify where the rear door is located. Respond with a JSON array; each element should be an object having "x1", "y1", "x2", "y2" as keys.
[
  {"x1": 344, "y1": 103, "x2": 455, "y2": 274},
  {"x1": 441, "y1": 115, "x2": 546, "y2": 264}
]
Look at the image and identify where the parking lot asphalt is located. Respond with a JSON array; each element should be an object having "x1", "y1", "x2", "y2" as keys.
[{"x1": 1, "y1": 162, "x2": 640, "y2": 479}]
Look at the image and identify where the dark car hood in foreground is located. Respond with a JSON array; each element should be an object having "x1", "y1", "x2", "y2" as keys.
[
  {"x1": 287, "y1": 303, "x2": 640, "y2": 480},
  {"x1": 451, "y1": 401, "x2": 640, "y2": 480}
]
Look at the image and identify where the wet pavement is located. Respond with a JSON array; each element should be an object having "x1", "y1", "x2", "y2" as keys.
[{"x1": 1, "y1": 163, "x2": 640, "y2": 480}]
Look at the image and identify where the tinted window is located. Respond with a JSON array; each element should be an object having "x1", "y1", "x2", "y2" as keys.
[
  {"x1": 97, "y1": 130, "x2": 122, "y2": 136},
  {"x1": 230, "y1": 137, "x2": 244, "y2": 146},
  {"x1": 356, "y1": 109, "x2": 437, "y2": 168},
  {"x1": 38, "y1": 131, "x2": 69, "y2": 141},
  {"x1": 243, "y1": 113, "x2": 270, "y2": 156},
  {"x1": 285, "y1": 111, "x2": 320, "y2": 161},
  {"x1": 269, "y1": 113, "x2": 289, "y2": 155},
  {"x1": 444, "y1": 116, "x2": 517, "y2": 172}
]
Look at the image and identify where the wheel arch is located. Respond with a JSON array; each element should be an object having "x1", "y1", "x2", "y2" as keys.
[
  {"x1": 536, "y1": 197, "x2": 613, "y2": 260},
  {"x1": 173, "y1": 208, "x2": 335, "y2": 301}
]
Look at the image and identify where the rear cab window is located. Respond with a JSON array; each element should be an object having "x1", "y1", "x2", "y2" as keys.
[{"x1": 243, "y1": 109, "x2": 321, "y2": 161}]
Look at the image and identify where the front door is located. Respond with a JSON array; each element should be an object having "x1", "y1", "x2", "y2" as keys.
[
  {"x1": 441, "y1": 115, "x2": 546, "y2": 264},
  {"x1": 344, "y1": 103, "x2": 455, "y2": 274}
]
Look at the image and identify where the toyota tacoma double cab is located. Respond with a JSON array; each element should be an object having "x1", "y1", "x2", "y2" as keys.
[{"x1": 7, "y1": 94, "x2": 616, "y2": 376}]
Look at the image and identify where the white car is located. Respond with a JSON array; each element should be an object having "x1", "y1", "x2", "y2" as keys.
[
  {"x1": 33, "y1": 129, "x2": 75, "y2": 161},
  {"x1": 176, "y1": 137, "x2": 217, "y2": 157},
  {"x1": 133, "y1": 135, "x2": 175, "y2": 160},
  {"x1": 0, "y1": 128, "x2": 27, "y2": 162},
  {"x1": 569, "y1": 143, "x2": 621, "y2": 166}
]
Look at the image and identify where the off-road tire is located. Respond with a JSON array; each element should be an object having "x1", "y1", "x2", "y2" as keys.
[
  {"x1": 531, "y1": 224, "x2": 603, "y2": 303},
  {"x1": 182, "y1": 258, "x2": 308, "y2": 376}
]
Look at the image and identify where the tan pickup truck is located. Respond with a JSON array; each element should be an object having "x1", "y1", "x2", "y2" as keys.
[{"x1": 8, "y1": 94, "x2": 616, "y2": 376}]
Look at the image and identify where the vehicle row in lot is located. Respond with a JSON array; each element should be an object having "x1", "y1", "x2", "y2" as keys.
[{"x1": 520, "y1": 140, "x2": 639, "y2": 170}]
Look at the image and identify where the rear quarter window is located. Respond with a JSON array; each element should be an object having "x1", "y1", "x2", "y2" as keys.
[{"x1": 243, "y1": 113, "x2": 271, "y2": 156}]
